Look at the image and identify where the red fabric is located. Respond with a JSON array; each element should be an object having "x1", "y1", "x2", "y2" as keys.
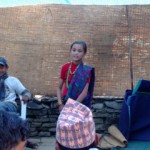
[{"x1": 60, "y1": 62, "x2": 90, "y2": 97}]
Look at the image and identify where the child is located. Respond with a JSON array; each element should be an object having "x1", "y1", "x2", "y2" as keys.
[
  {"x1": 56, "y1": 40, "x2": 95, "y2": 112},
  {"x1": 0, "y1": 110, "x2": 29, "y2": 150}
]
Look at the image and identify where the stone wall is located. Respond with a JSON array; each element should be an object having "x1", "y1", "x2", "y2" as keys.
[{"x1": 26, "y1": 97, "x2": 123, "y2": 137}]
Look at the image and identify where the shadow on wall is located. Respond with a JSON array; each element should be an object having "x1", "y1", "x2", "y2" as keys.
[{"x1": 92, "y1": 32, "x2": 117, "y2": 69}]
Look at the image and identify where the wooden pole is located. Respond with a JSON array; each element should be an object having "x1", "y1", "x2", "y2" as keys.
[{"x1": 126, "y1": 5, "x2": 134, "y2": 90}]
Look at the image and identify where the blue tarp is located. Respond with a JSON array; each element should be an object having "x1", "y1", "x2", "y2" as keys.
[
  {"x1": 118, "y1": 90, "x2": 150, "y2": 141},
  {"x1": 112, "y1": 141, "x2": 150, "y2": 150},
  {"x1": 0, "y1": 0, "x2": 150, "y2": 7},
  {"x1": 118, "y1": 80, "x2": 150, "y2": 141}
]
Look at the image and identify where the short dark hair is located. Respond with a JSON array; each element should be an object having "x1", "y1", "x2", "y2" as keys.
[
  {"x1": 0, "y1": 57, "x2": 8, "y2": 67},
  {"x1": 0, "y1": 110, "x2": 29, "y2": 150},
  {"x1": 70, "y1": 40, "x2": 87, "y2": 54}
]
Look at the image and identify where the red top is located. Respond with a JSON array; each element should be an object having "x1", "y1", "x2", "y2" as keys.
[{"x1": 60, "y1": 62, "x2": 90, "y2": 97}]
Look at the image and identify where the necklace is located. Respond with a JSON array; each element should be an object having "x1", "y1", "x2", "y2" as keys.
[
  {"x1": 69, "y1": 62, "x2": 79, "y2": 74},
  {"x1": 66, "y1": 62, "x2": 80, "y2": 89}
]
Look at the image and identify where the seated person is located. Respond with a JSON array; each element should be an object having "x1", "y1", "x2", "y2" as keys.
[
  {"x1": 0, "y1": 56, "x2": 38, "y2": 149},
  {"x1": 0, "y1": 56, "x2": 31, "y2": 112},
  {"x1": 0, "y1": 110, "x2": 29, "y2": 150}
]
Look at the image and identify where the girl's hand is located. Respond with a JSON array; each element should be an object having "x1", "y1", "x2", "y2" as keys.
[
  {"x1": 58, "y1": 103, "x2": 64, "y2": 113},
  {"x1": 94, "y1": 133, "x2": 103, "y2": 146}
]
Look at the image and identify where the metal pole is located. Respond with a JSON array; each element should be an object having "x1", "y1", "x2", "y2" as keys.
[{"x1": 126, "y1": 5, "x2": 134, "y2": 90}]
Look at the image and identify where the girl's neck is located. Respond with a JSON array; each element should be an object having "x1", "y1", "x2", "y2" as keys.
[{"x1": 72, "y1": 60, "x2": 82, "y2": 65}]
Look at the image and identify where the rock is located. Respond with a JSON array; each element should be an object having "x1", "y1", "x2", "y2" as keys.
[
  {"x1": 27, "y1": 101, "x2": 44, "y2": 110},
  {"x1": 104, "y1": 101, "x2": 122, "y2": 109},
  {"x1": 39, "y1": 132, "x2": 51, "y2": 137},
  {"x1": 92, "y1": 103, "x2": 104, "y2": 109}
]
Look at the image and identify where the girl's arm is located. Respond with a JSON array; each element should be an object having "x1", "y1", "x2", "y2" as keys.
[
  {"x1": 76, "y1": 83, "x2": 89, "y2": 103},
  {"x1": 56, "y1": 78, "x2": 64, "y2": 105}
]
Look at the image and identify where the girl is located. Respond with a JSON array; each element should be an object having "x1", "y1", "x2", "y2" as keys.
[{"x1": 56, "y1": 40, "x2": 95, "y2": 112}]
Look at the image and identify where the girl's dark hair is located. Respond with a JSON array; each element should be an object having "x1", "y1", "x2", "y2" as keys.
[
  {"x1": 0, "y1": 110, "x2": 30, "y2": 150},
  {"x1": 70, "y1": 40, "x2": 87, "y2": 54}
]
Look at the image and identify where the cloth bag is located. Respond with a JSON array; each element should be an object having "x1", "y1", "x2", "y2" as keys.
[{"x1": 97, "y1": 125, "x2": 128, "y2": 149}]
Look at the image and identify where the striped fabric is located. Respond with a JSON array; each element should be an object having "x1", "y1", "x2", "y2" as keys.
[{"x1": 64, "y1": 63, "x2": 95, "y2": 108}]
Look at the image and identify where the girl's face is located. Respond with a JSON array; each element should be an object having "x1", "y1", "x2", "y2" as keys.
[{"x1": 70, "y1": 44, "x2": 85, "y2": 64}]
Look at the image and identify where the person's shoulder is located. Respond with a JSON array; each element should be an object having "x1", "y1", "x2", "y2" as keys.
[
  {"x1": 83, "y1": 63, "x2": 93, "y2": 69},
  {"x1": 5, "y1": 76, "x2": 22, "y2": 87},
  {"x1": 61, "y1": 62, "x2": 71, "y2": 69},
  {"x1": 6, "y1": 76, "x2": 20, "y2": 82}
]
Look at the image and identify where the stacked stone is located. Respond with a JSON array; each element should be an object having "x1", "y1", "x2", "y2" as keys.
[
  {"x1": 27, "y1": 98, "x2": 58, "y2": 137},
  {"x1": 26, "y1": 96, "x2": 123, "y2": 137},
  {"x1": 92, "y1": 96, "x2": 123, "y2": 134}
]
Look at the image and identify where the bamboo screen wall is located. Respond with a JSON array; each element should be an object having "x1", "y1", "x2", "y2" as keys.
[{"x1": 0, "y1": 5, "x2": 150, "y2": 96}]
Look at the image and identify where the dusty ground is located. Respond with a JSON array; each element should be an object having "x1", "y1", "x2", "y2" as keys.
[{"x1": 26, "y1": 136, "x2": 56, "y2": 150}]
